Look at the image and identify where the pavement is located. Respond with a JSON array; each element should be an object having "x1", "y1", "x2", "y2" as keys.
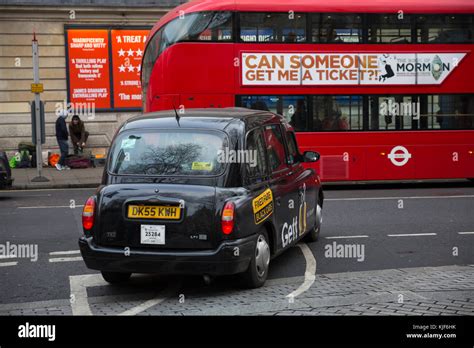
[
  {"x1": 10, "y1": 167, "x2": 103, "y2": 190},
  {"x1": 0, "y1": 265, "x2": 472, "y2": 316},
  {"x1": 8, "y1": 167, "x2": 473, "y2": 190},
  {"x1": 0, "y1": 184, "x2": 472, "y2": 316}
]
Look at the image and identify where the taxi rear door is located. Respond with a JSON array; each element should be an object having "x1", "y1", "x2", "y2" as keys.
[
  {"x1": 283, "y1": 127, "x2": 318, "y2": 239},
  {"x1": 262, "y1": 123, "x2": 296, "y2": 251}
]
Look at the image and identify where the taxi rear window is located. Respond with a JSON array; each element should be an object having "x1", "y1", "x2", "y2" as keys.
[{"x1": 109, "y1": 129, "x2": 227, "y2": 176}]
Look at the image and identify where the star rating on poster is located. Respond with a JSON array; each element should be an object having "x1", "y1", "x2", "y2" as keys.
[
  {"x1": 118, "y1": 64, "x2": 141, "y2": 73},
  {"x1": 117, "y1": 48, "x2": 143, "y2": 57}
]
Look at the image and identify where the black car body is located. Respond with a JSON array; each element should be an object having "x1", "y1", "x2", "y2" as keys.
[
  {"x1": 0, "y1": 151, "x2": 13, "y2": 189},
  {"x1": 79, "y1": 108, "x2": 323, "y2": 287}
]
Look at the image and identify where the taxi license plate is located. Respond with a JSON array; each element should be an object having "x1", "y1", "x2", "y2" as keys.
[
  {"x1": 128, "y1": 205, "x2": 181, "y2": 220},
  {"x1": 141, "y1": 225, "x2": 165, "y2": 245}
]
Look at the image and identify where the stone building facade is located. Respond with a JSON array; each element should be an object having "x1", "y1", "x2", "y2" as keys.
[{"x1": 0, "y1": 0, "x2": 185, "y2": 157}]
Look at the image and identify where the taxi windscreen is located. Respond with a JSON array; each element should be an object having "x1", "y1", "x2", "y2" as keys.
[{"x1": 109, "y1": 129, "x2": 227, "y2": 176}]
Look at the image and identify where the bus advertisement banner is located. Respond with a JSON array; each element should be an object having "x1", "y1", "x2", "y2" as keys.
[
  {"x1": 111, "y1": 29, "x2": 148, "y2": 109},
  {"x1": 241, "y1": 52, "x2": 466, "y2": 86},
  {"x1": 66, "y1": 29, "x2": 111, "y2": 109}
]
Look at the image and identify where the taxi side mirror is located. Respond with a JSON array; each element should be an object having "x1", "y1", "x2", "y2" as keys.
[{"x1": 303, "y1": 151, "x2": 320, "y2": 163}]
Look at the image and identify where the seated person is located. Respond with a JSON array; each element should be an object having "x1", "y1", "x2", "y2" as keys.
[{"x1": 69, "y1": 115, "x2": 89, "y2": 154}]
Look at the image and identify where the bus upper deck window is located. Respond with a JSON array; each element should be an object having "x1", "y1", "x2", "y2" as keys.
[
  {"x1": 368, "y1": 14, "x2": 412, "y2": 43},
  {"x1": 239, "y1": 12, "x2": 306, "y2": 43},
  {"x1": 311, "y1": 14, "x2": 362, "y2": 43},
  {"x1": 416, "y1": 15, "x2": 474, "y2": 43}
]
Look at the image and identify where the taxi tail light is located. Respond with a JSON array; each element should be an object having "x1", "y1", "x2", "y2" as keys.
[
  {"x1": 82, "y1": 196, "x2": 96, "y2": 231},
  {"x1": 221, "y1": 202, "x2": 235, "y2": 235}
]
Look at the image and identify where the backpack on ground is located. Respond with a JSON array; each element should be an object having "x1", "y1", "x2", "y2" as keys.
[{"x1": 17, "y1": 150, "x2": 31, "y2": 168}]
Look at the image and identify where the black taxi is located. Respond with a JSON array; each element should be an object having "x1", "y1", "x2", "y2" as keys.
[{"x1": 79, "y1": 108, "x2": 323, "y2": 288}]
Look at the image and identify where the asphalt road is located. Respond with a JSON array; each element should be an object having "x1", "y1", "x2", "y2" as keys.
[{"x1": 0, "y1": 183, "x2": 473, "y2": 307}]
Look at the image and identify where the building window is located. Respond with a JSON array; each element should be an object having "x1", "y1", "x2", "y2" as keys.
[{"x1": 240, "y1": 12, "x2": 306, "y2": 43}]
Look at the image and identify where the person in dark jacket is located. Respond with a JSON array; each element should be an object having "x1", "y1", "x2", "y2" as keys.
[
  {"x1": 69, "y1": 115, "x2": 89, "y2": 154},
  {"x1": 55, "y1": 110, "x2": 70, "y2": 171}
]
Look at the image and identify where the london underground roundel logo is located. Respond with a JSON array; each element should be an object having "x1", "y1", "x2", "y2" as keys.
[{"x1": 388, "y1": 146, "x2": 412, "y2": 167}]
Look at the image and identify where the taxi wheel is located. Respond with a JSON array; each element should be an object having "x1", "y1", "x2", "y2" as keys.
[
  {"x1": 304, "y1": 201, "x2": 322, "y2": 243},
  {"x1": 240, "y1": 231, "x2": 270, "y2": 288},
  {"x1": 101, "y1": 271, "x2": 131, "y2": 284}
]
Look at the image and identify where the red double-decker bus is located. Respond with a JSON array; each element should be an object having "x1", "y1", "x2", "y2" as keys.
[{"x1": 141, "y1": 0, "x2": 474, "y2": 182}]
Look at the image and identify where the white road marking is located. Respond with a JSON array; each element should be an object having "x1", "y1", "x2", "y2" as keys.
[
  {"x1": 49, "y1": 257, "x2": 83, "y2": 263},
  {"x1": 0, "y1": 261, "x2": 18, "y2": 267},
  {"x1": 4, "y1": 194, "x2": 52, "y2": 197},
  {"x1": 49, "y1": 250, "x2": 80, "y2": 256},
  {"x1": 69, "y1": 274, "x2": 109, "y2": 315},
  {"x1": 286, "y1": 243, "x2": 316, "y2": 300},
  {"x1": 69, "y1": 273, "x2": 177, "y2": 316},
  {"x1": 325, "y1": 235, "x2": 369, "y2": 239},
  {"x1": 458, "y1": 232, "x2": 474, "y2": 235},
  {"x1": 387, "y1": 233, "x2": 437, "y2": 237},
  {"x1": 118, "y1": 298, "x2": 168, "y2": 316},
  {"x1": 118, "y1": 282, "x2": 181, "y2": 316},
  {"x1": 18, "y1": 205, "x2": 84, "y2": 209},
  {"x1": 326, "y1": 195, "x2": 474, "y2": 201},
  {"x1": 4, "y1": 188, "x2": 94, "y2": 193}
]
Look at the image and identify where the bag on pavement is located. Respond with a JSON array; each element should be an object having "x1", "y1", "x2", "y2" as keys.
[
  {"x1": 18, "y1": 141, "x2": 35, "y2": 154},
  {"x1": 9, "y1": 156, "x2": 18, "y2": 168},
  {"x1": 65, "y1": 154, "x2": 92, "y2": 169},
  {"x1": 17, "y1": 150, "x2": 31, "y2": 168},
  {"x1": 48, "y1": 153, "x2": 60, "y2": 167}
]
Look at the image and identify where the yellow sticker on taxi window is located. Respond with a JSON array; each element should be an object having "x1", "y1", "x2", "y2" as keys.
[
  {"x1": 252, "y1": 188, "x2": 273, "y2": 224},
  {"x1": 192, "y1": 162, "x2": 213, "y2": 171}
]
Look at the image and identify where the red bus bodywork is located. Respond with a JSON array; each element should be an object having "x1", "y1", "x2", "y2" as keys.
[{"x1": 142, "y1": 0, "x2": 474, "y2": 182}]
